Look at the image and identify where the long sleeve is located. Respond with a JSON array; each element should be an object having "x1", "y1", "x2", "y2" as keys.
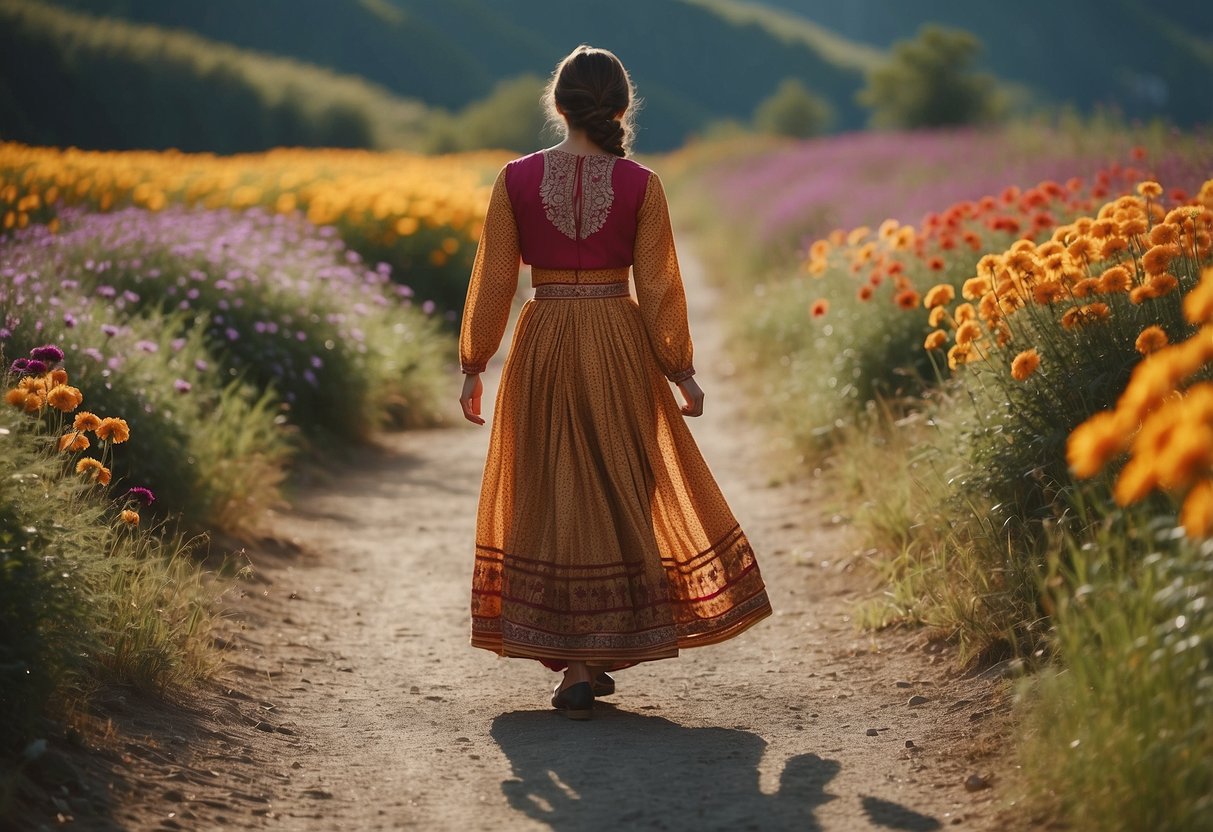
[
  {"x1": 633, "y1": 173, "x2": 695, "y2": 383},
  {"x1": 459, "y1": 168, "x2": 521, "y2": 374}
]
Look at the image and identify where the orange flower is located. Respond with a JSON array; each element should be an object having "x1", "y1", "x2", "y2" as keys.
[
  {"x1": 947, "y1": 344, "x2": 972, "y2": 370},
  {"x1": 74, "y1": 457, "x2": 112, "y2": 485},
  {"x1": 21, "y1": 392, "x2": 44, "y2": 414},
  {"x1": 1097, "y1": 266, "x2": 1131, "y2": 294},
  {"x1": 1181, "y1": 480, "x2": 1213, "y2": 538},
  {"x1": 895, "y1": 289, "x2": 920, "y2": 310},
  {"x1": 1100, "y1": 237, "x2": 1129, "y2": 259},
  {"x1": 1010, "y1": 348, "x2": 1041, "y2": 381},
  {"x1": 46, "y1": 385, "x2": 83, "y2": 413},
  {"x1": 73, "y1": 411, "x2": 102, "y2": 432},
  {"x1": 1147, "y1": 273, "x2": 1179, "y2": 298},
  {"x1": 120, "y1": 509, "x2": 140, "y2": 526},
  {"x1": 926, "y1": 256, "x2": 946, "y2": 272},
  {"x1": 1142, "y1": 243, "x2": 1179, "y2": 276},
  {"x1": 962, "y1": 276, "x2": 990, "y2": 300},
  {"x1": 1068, "y1": 411, "x2": 1127, "y2": 479},
  {"x1": 857, "y1": 285, "x2": 873, "y2": 302},
  {"x1": 1032, "y1": 281, "x2": 1064, "y2": 305},
  {"x1": 928, "y1": 306, "x2": 950, "y2": 327},
  {"x1": 924, "y1": 330, "x2": 948, "y2": 351},
  {"x1": 810, "y1": 299, "x2": 829, "y2": 318},
  {"x1": 955, "y1": 320, "x2": 983, "y2": 346},
  {"x1": 1135, "y1": 325, "x2": 1169, "y2": 355},
  {"x1": 954, "y1": 303, "x2": 976, "y2": 324},
  {"x1": 1148, "y1": 223, "x2": 1181, "y2": 246},
  {"x1": 4, "y1": 388, "x2": 26, "y2": 409},
  {"x1": 1061, "y1": 303, "x2": 1111, "y2": 330},
  {"x1": 923, "y1": 284, "x2": 955, "y2": 309},
  {"x1": 58, "y1": 431, "x2": 90, "y2": 453},
  {"x1": 49, "y1": 368, "x2": 68, "y2": 386},
  {"x1": 1136, "y1": 180, "x2": 1163, "y2": 199},
  {"x1": 95, "y1": 417, "x2": 130, "y2": 444},
  {"x1": 1183, "y1": 268, "x2": 1213, "y2": 324}
]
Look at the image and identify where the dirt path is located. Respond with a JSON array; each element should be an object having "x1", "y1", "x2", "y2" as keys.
[{"x1": 52, "y1": 246, "x2": 1021, "y2": 831}]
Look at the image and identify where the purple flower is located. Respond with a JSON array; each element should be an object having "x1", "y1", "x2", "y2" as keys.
[
  {"x1": 97, "y1": 285, "x2": 117, "y2": 298},
  {"x1": 126, "y1": 487, "x2": 156, "y2": 506},
  {"x1": 135, "y1": 340, "x2": 159, "y2": 353},
  {"x1": 101, "y1": 324, "x2": 119, "y2": 337},
  {"x1": 29, "y1": 344, "x2": 64, "y2": 364},
  {"x1": 171, "y1": 338, "x2": 186, "y2": 352},
  {"x1": 25, "y1": 359, "x2": 47, "y2": 374},
  {"x1": 173, "y1": 379, "x2": 192, "y2": 394},
  {"x1": 225, "y1": 327, "x2": 239, "y2": 341},
  {"x1": 194, "y1": 359, "x2": 209, "y2": 372},
  {"x1": 9, "y1": 358, "x2": 30, "y2": 374},
  {"x1": 0, "y1": 328, "x2": 11, "y2": 340},
  {"x1": 63, "y1": 313, "x2": 77, "y2": 328}
]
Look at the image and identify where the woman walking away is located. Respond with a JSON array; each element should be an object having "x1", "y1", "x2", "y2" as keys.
[{"x1": 458, "y1": 45, "x2": 772, "y2": 720}]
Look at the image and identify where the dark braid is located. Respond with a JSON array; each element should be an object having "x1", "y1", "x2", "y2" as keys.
[{"x1": 546, "y1": 46, "x2": 637, "y2": 157}]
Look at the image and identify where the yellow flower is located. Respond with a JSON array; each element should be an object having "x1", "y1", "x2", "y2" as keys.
[
  {"x1": 46, "y1": 385, "x2": 83, "y2": 413},
  {"x1": 924, "y1": 330, "x2": 948, "y2": 351},
  {"x1": 1155, "y1": 424, "x2": 1213, "y2": 492},
  {"x1": 73, "y1": 411, "x2": 102, "y2": 432},
  {"x1": 1136, "y1": 181, "x2": 1164, "y2": 199},
  {"x1": 95, "y1": 417, "x2": 130, "y2": 444},
  {"x1": 58, "y1": 431, "x2": 90, "y2": 453},
  {"x1": 5, "y1": 388, "x2": 26, "y2": 409},
  {"x1": 928, "y1": 306, "x2": 950, "y2": 328},
  {"x1": 1067, "y1": 411, "x2": 1126, "y2": 479},
  {"x1": 923, "y1": 284, "x2": 955, "y2": 309},
  {"x1": 1135, "y1": 325, "x2": 1169, "y2": 355},
  {"x1": 120, "y1": 509, "x2": 140, "y2": 526},
  {"x1": 954, "y1": 303, "x2": 976, "y2": 323},
  {"x1": 1032, "y1": 281, "x2": 1064, "y2": 305},
  {"x1": 1181, "y1": 480, "x2": 1213, "y2": 539},
  {"x1": 1010, "y1": 349, "x2": 1040, "y2": 381}
]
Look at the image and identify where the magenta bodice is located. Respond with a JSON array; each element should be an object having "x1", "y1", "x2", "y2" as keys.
[{"x1": 504, "y1": 149, "x2": 653, "y2": 271}]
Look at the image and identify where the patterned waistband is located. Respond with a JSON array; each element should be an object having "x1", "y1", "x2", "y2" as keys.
[{"x1": 533, "y1": 282, "x2": 630, "y2": 299}]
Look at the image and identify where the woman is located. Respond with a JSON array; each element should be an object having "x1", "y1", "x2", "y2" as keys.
[{"x1": 458, "y1": 45, "x2": 772, "y2": 720}]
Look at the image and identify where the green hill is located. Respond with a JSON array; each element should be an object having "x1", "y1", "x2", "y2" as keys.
[
  {"x1": 8, "y1": 0, "x2": 1212, "y2": 154},
  {"x1": 757, "y1": 0, "x2": 1213, "y2": 126},
  {"x1": 0, "y1": 0, "x2": 434, "y2": 152},
  {"x1": 31, "y1": 0, "x2": 880, "y2": 149}
]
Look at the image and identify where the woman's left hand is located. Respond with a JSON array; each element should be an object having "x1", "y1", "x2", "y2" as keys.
[{"x1": 460, "y1": 373, "x2": 485, "y2": 425}]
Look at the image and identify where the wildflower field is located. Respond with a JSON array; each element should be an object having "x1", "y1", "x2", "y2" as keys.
[
  {"x1": 0, "y1": 142, "x2": 498, "y2": 800},
  {"x1": 674, "y1": 124, "x2": 1213, "y2": 830}
]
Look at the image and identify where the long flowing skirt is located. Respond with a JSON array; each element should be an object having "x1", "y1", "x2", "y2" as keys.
[{"x1": 470, "y1": 294, "x2": 772, "y2": 667}]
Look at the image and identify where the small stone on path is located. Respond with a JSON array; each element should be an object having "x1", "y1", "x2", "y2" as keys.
[{"x1": 908, "y1": 695, "x2": 929, "y2": 707}]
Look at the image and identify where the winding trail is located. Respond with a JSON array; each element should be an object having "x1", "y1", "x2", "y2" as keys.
[{"x1": 86, "y1": 246, "x2": 1018, "y2": 831}]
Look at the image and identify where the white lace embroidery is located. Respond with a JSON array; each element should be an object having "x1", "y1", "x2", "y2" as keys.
[{"x1": 540, "y1": 151, "x2": 616, "y2": 241}]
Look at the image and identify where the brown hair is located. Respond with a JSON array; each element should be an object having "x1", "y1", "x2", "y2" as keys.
[{"x1": 545, "y1": 45, "x2": 637, "y2": 157}]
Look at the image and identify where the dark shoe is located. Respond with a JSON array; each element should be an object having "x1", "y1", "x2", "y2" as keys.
[
  {"x1": 591, "y1": 672, "x2": 616, "y2": 697},
  {"x1": 551, "y1": 681, "x2": 594, "y2": 720}
]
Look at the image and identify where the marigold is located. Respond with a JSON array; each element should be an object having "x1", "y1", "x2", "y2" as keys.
[
  {"x1": 923, "y1": 284, "x2": 955, "y2": 309},
  {"x1": 1097, "y1": 266, "x2": 1131, "y2": 294},
  {"x1": 1149, "y1": 223, "x2": 1181, "y2": 246},
  {"x1": 1010, "y1": 348, "x2": 1041, "y2": 381},
  {"x1": 895, "y1": 289, "x2": 920, "y2": 310},
  {"x1": 46, "y1": 385, "x2": 83, "y2": 413},
  {"x1": 1114, "y1": 456, "x2": 1159, "y2": 506},
  {"x1": 1067, "y1": 411, "x2": 1127, "y2": 479},
  {"x1": 1136, "y1": 180, "x2": 1164, "y2": 199},
  {"x1": 954, "y1": 303, "x2": 976, "y2": 324},
  {"x1": 955, "y1": 320, "x2": 983, "y2": 346},
  {"x1": 1135, "y1": 325, "x2": 1169, "y2": 355},
  {"x1": 1061, "y1": 303, "x2": 1110, "y2": 330},
  {"x1": 4, "y1": 388, "x2": 25, "y2": 409},
  {"x1": 21, "y1": 392, "x2": 44, "y2": 414},
  {"x1": 810, "y1": 299, "x2": 829, "y2": 318},
  {"x1": 95, "y1": 417, "x2": 131, "y2": 444},
  {"x1": 49, "y1": 368, "x2": 68, "y2": 386},
  {"x1": 58, "y1": 431, "x2": 90, "y2": 453},
  {"x1": 1156, "y1": 425, "x2": 1213, "y2": 492},
  {"x1": 1066, "y1": 238, "x2": 1097, "y2": 262},
  {"x1": 1148, "y1": 273, "x2": 1179, "y2": 299},
  {"x1": 1142, "y1": 243, "x2": 1179, "y2": 276},
  {"x1": 924, "y1": 330, "x2": 948, "y2": 351},
  {"x1": 73, "y1": 411, "x2": 102, "y2": 432},
  {"x1": 947, "y1": 344, "x2": 972, "y2": 370},
  {"x1": 1032, "y1": 281, "x2": 1064, "y2": 305},
  {"x1": 962, "y1": 276, "x2": 990, "y2": 300},
  {"x1": 928, "y1": 306, "x2": 949, "y2": 328},
  {"x1": 120, "y1": 509, "x2": 140, "y2": 526},
  {"x1": 1183, "y1": 268, "x2": 1213, "y2": 324},
  {"x1": 1100, "y1": 237, "x2": 1129, "y2": 259},
  {"x1": 1181, "y1": 479, "x2": 1213, "y2": 539}
]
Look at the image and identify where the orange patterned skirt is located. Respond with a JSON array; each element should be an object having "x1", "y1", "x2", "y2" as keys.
[{"x1": 470, "y1": 276, "x2": 772, "y2": 668}]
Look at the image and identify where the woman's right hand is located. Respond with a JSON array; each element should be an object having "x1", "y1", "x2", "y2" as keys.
[
  {"x1": 677, "y1": 377, "x2": 704, "y2": 417},
  {"x1": 460, "y1": 373, "x2": 485, "y2": 425}
]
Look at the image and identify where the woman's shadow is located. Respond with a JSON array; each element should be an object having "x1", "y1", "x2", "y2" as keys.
[{"x1": 491, "y1": 706, "x2": 842, "y2": 831}]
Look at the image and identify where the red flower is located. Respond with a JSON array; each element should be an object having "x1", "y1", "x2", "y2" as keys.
[{"x1": 810, "y1": 299, "x2": 829, "y2": 318}]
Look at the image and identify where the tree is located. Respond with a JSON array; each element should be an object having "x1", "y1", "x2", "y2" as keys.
[
  {"x1": 753, "y1": 78, "x2": 833, "y2": 139},
  {"x1": 428, "y1": 74, "x2": 549, "y2": 153},
  {"x1": 858, "y1": 25, "x2": 1004, "y2": 129}
]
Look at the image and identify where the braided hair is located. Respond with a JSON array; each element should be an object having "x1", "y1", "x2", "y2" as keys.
[{"x1": 545, "y1": 45, "x2": 638, "y2": 157}]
